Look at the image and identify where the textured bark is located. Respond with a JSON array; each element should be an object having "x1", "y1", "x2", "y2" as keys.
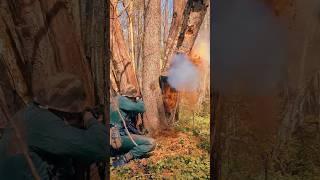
[
  {"x1": 0, "y1": 0, "x2": 95, "y2": 106},
  {"x1": 80, "y1": 0, "x2": 108, "y2": 104},
  {"x1": 212, "y1": 0, "x2": 320, "y2": 178},
  {"x1": 0, "y1": 0, "x2": 108, "y2": 133},
  {"x1": 0, "y1": 0, "x2": 109, "y2": 178},
  {"x1": 142, "y1": 0, "x2": 167, "y2": 133},
  {"x1": 110, "y1": 1, "x2": 139, "y2": 93},
  {"x1": 211, "y1": 92, "x2": 222, "y2": 180},
  {"x1": 162, "y1": 0, "x2": 187, "y2": 71},
  {"x1": 163, "y1": 0, "x2": 169, "y2": 47},
  {"x1": 274, "y1": 0, "x2": 320, "y2": 146},
  {"x1": 162, "y1": 0, "x2": 209, "y2": 71}
]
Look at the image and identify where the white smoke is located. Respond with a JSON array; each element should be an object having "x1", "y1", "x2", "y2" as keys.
[{"x1": 167, "y1": 54, "x2": 200, "y2": 92}]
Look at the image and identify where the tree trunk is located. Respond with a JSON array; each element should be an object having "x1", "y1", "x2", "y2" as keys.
[
  {"x1": 79, "y1": 0, "x2": 109, "y2": 105},
  {"x1": 0, "y1": 0, "x2": 95, "y2": 117},
  {"x1": 0, "y1": 0, "x2": 109, "y2": 142},
  {"x1": 275, "y1": 0, "x2": 320, "y2": 146},
  {"x1": 162, "y1": 0, "x2": 187, "y2": 71},
  {"x1": 0, "y1": 0, "x2": 109, "y2": 178},
  {"x1": 162, "y1": 0, "x2": 209, "y2": 71},
  {"x1": 110, "y1": 0, "x2": 139, "y2": 93},
  {"x1": 211, "y1": 91, "x2": 222, "y2": 180},
  {"x1": 142, "y1": 0, "x2": 167, "y2": 133}
]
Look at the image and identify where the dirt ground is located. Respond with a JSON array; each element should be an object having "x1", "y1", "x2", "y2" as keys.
[{"x1": 110, "y1": 129, "x2": 210, "y2": 179}]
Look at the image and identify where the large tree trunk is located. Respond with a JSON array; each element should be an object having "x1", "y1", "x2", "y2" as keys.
[
  {"x1": 275, "y1": 0, "x2": 320, "y2": 145},
  {"x1": 0, "y1": 0, "x2": 95, "y2": 120},
  {"x1": 0, "y1": 0, "x2": 108, "y2": 116},
  {"x1": 211, "y1": 91, "x2": 222, "y2": 180},
  {"x1": 142, "y1": 0, "x2": 167, "y2": 134},
  {"x1": 0, "y1": 1, "x2": 109, "y2": 178},
  {"x1": 213, "y1": 0, "x2": 320, "y2": 179},
  {"x1": 79, "y1": 0, "x2": 109, "y2": 105}
]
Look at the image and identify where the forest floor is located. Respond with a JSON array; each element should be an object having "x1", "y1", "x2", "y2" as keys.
[{"x1": 110, "y1": 111, "x2": 210, "y2": 179}]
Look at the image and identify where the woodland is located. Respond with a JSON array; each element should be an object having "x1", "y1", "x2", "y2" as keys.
[
  {"x1": 110, "y1": 0, "x2": 210, "y2": 178},
  {"x1": 0, "y1": 0, "x2": 210, "y2": 179},
  {"x1": 3, "y1": 0, "x2": 320, "y2": 180}
]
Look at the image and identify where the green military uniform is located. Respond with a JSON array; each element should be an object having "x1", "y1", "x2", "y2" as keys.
[
  {"x1": 110, "y1": 95, "x2": 156, "y2": 159},
  {"x1": 0, "y1": 102, "x2": 108, "y2": 179}
]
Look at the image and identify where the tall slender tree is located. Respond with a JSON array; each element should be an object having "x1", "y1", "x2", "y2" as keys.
[{"x1": 142, "y1": 0, "x2": 167, "y2": 133}]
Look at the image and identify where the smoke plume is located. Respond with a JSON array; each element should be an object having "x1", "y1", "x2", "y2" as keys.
[{"x1": 167, "y1": 54, "x2": 200, "y2": 92}]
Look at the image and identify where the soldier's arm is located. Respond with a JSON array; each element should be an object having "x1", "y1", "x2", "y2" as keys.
[
  {"x1": 31, "y1": 115, "x2": 108, "y2": 163},
  {"x1": 118, "y1": 96, "x2": 145, "y2": 113}
]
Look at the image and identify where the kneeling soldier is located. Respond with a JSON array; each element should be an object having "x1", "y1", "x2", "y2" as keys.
[
  {"x1": 0, "y1": 73, "x2": 108, "y2": 179},
  {"x1": 110, "y1": 85, "x2": 156, "y2": 167}
]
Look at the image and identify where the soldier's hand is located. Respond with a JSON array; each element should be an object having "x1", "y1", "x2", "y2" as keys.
[
  {"x1": 83, "y1": 111, "x2": 94, "y2": 127},
  {"x1": 97, "y1": 114, "x2": 103, "y2": 123}
]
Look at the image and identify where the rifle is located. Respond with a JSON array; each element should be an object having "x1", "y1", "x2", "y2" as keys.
[
  {"x1": 133, "y1": 84, "x2": 150, "y2": 134},
  {"x1": 64, "y1": 104, "x2": 106, "y2": 180}
]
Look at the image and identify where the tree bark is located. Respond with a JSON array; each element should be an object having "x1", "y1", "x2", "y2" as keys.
[
  {"x1": 0, "y1": 0, "x2": 109, "y2": 136},
  {"x1": 1, "y1": 0, "x2": 109, "y2": 179},
  {"x1": 162, "y1": 0, "x2": 187, "y2": 71},
  {"x1": 275, "y1": 0, "x2": 320, "y2": 146},
  {"x1": 142, "y1": 0, "x2": 167, "y2": 133},
  {"x1": 162, "y1": 0, "x2": 209, "y2": 71},
  {"x1": 110, "y1": 0, "x2": 139, "y2": 93}
]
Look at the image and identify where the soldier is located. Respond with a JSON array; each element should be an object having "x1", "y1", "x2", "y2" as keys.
[
  {"x1": 110, "y1": 85, "x2": 156, "y2": 167},
  {"x1": 0, "y1": 73, "x2": 108, "y2": 179}
]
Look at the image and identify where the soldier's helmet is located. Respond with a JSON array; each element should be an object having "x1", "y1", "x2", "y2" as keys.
[
  {"x1": 121, "y1": 84, "x2": 138, "y2": 98},
  {"x1": 33, "y1": 72, "x2": 86, "y2": 113}
]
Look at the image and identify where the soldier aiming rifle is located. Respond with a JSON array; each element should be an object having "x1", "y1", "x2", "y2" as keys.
[
  {"x1": 0, "y1": 73, "x2": 108, "y2": 179},
  {"x1": 110, "y1": 85, "x2": 156, "y2": 167}
]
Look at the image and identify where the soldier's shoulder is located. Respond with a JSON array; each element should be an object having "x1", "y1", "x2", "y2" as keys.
[{"x1": 24, "y1": 103, "x2": 61, "y2": 122}]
